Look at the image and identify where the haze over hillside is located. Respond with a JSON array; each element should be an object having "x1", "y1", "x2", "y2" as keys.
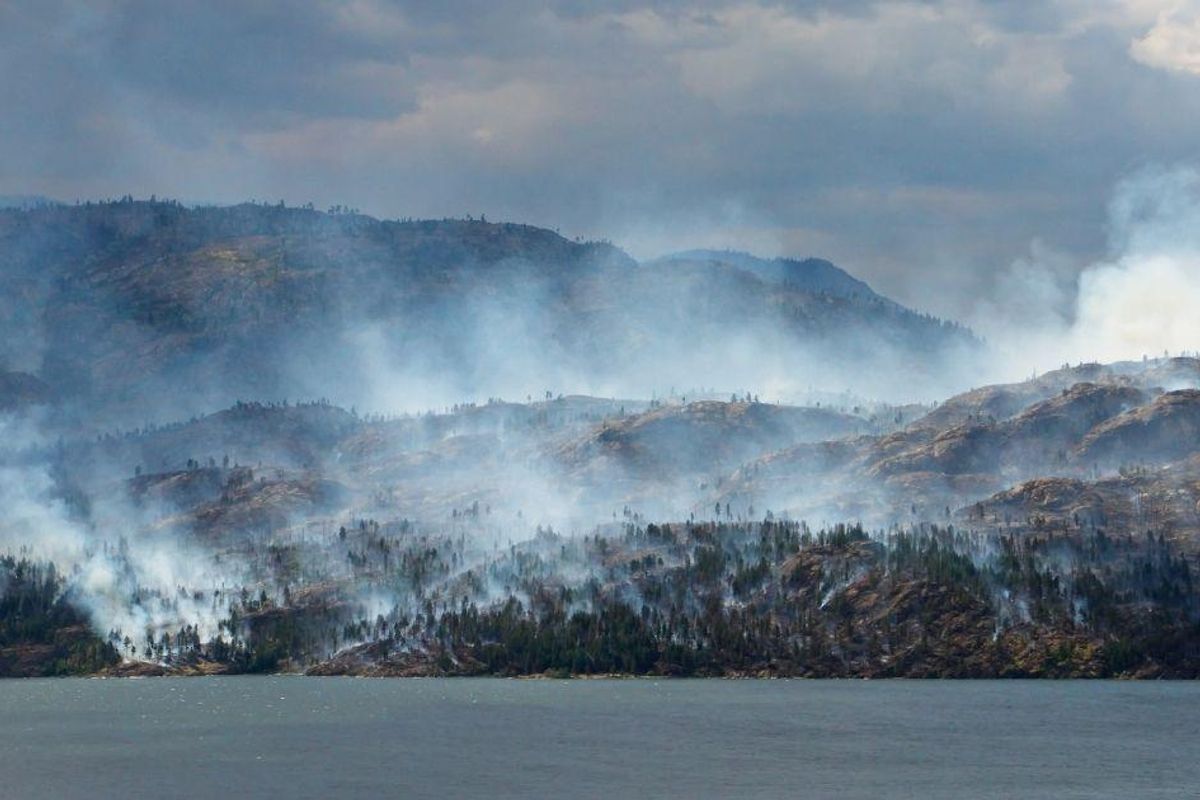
[
  {"x1": 2, "y1": 198, "x2": 1200, "y2": 679},
  {"x1": 14, "y1": 9, "x2": 1200, "y2": 800},
  {"x1": 0, "y1": 199, "x2": 980, "y2": 426}
]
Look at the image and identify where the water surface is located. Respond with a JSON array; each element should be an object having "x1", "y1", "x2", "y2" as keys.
[{"x1": 0, "y1": 678, "x2": 1196, "y2": 799}]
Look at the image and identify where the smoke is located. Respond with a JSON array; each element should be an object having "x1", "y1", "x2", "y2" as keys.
[
  {"x1": 0, "y1": 465, "x2": 87, "y2": 576},
  {"x1": 977, "y1": 164, "x2": 1200, "y2": 377},
  {"x1": 1074, "y1": 165, "x2": 1200, "y2": 360},
  {"x1": 3, "y1": 168, "x2": 1198, "y2": 669},
  {"x1": 0, "y1": 413, "x2": 243, "y2": 651}
]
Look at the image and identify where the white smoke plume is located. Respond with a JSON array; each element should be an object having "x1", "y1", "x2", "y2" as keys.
[
  {"x1": 0, "y1": 417, "x2": 241, "y2": 653},
  {"x1": 977, "y1": 164, "x2": 1200, "y2": 377}
]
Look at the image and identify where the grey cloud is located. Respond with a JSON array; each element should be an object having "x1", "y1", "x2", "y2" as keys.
[{"x1": 3, "y1": 0, "x2": 1200, "y2": 318}]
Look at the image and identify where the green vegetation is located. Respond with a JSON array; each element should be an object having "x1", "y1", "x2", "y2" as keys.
[
  {"x1": 4, "y1": 513, "x2": 1199, "y2": 679},
  {"x1": 0, "y1": 557, "x2": 119, "y2": 676},
  {"x1": 263, "y1": 520, "x2": 1200, "y2": 678}
]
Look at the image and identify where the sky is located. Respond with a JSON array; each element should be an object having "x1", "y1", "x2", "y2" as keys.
[{"x1": 4, "y1": 0, "x2": 1200, "y2": 319}]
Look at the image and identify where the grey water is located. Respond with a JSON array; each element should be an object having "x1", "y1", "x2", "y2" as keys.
[{"x1": 0, "y1": 678, "x2": 1197, "y2": 799}]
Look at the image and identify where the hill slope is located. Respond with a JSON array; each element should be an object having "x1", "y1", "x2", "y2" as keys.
[
  {"x1": 0, "y1": 200, "x2": 979, "y2": 424},
  {"x1": 1, "y1": 359, "x2": 1199, "y2": 677}
]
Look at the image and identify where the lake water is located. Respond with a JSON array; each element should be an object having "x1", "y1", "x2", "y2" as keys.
[{"x1": 0, "y1": 678, "x2": 1196, "y2": 799}]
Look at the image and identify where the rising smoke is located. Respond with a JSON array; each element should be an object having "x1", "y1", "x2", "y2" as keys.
[
  {"x1": 2, "y1": 166, "x2": 1199, "y2": 664},
  {"x1": 976, "y1": 164, "x2": 1200, "y2": 378}
]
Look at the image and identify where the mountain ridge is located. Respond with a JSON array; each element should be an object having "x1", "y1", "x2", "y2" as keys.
[
  {"x1": 655, "y1": 249, "x2": 897, "y2": 308},
  {"x1": 0, "y1": 198, "x2": 981, "y2": 425}
]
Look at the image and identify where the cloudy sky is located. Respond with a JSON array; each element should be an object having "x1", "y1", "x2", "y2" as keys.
[{"x1": 4, "y1": 0, "x2": 1200, "y2": 317}]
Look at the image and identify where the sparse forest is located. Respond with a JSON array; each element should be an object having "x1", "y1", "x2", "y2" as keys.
[
  {"x1": 7, "y1": 511, "x2": 1198, "y2": 678},
  {"x1": 2, "y1": 202, "x2": 1200, "y2": 680}
]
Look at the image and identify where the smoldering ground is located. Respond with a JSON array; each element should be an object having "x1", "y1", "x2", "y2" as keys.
[{"x1": 2, "y1": 165, "x2": 1200, "y2": 663}]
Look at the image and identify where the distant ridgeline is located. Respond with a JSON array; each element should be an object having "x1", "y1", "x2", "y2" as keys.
[{"x1": 0, "y1": 198, "x2": 978, "y2": 425}]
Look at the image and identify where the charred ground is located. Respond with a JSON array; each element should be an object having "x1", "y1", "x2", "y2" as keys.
[
  {"x1": 2, "y1": 358, "x2": 1199, "y2": 678},
  {"x1": 1, "y1": 201, "x2": 1198, "y2": 678}
]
